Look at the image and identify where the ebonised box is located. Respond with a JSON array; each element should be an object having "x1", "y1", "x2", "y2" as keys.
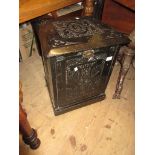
[{"x1": 38, "y1": 17, "x2": 129, "y2": 115}]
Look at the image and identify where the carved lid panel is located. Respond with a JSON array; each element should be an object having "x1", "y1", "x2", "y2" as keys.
[{"x1": 39, "y1": 17, "x2": 130, "y2": 57}]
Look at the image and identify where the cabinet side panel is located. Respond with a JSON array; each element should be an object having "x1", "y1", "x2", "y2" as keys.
[{"x1": 45, "y1": 58, "x2": 58, "y2": 109}]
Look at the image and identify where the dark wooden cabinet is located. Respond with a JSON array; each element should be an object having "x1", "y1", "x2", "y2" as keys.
[{"x1": 39, "y1": 17, "x2": 129, "y2": 115}]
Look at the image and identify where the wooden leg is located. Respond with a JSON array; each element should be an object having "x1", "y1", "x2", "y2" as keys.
[
  {"x1": 19, "y1": 82, "x2": 40, "y2": 149},
  {"x1": 113, "y1": 47, "x2": 134, "y2": 99},
  {"x1": 83, "y1": 0, "x2": 94, "y2": 16}
]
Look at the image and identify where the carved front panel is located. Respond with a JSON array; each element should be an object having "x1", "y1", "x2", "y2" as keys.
[{"x1": 54, "y1": 49, "x2": 111, "y2": 108}]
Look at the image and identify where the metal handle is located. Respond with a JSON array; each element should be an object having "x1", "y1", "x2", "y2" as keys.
[{"x1": 83, "y1": 49, "x2": 94, "y2": 59}]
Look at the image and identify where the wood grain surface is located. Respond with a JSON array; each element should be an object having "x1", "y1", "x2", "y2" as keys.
[{"x1": 19, "y1": 0, "x2": 82, "y2": 23}]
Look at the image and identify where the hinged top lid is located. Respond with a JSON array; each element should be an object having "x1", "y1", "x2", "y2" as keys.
[{"x1": 39, "y1": 17, "x2": 130, "y2": 57}]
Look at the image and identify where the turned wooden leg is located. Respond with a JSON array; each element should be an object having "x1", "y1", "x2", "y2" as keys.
[
  {"x1": 83, "y1": 0, "x2": 94, "y2": 16},
  {"x1": 19, "y1": 82, "x2": 41, "y2": 149},
  {"x1": 113, "y1": 47, "x2": 134, "y2": 99}
]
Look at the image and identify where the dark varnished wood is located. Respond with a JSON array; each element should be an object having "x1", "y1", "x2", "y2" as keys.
[
  {"x1": 102, "y1": 0, "x2": 134, "y2": 34},
  {"x1": 93, "y1": 0, "x2": 105, "y2": 19},
  {"x1": 19, "y1": 81, "x2": 41, "y2": 149},
  {"x1": 113, "y1": 0, "x2": 135, "y2": 11}
]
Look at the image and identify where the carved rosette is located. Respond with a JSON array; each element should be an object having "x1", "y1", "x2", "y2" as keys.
[{"x1": 52, "y1": 19, "x2": 104, "y2": 39}]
